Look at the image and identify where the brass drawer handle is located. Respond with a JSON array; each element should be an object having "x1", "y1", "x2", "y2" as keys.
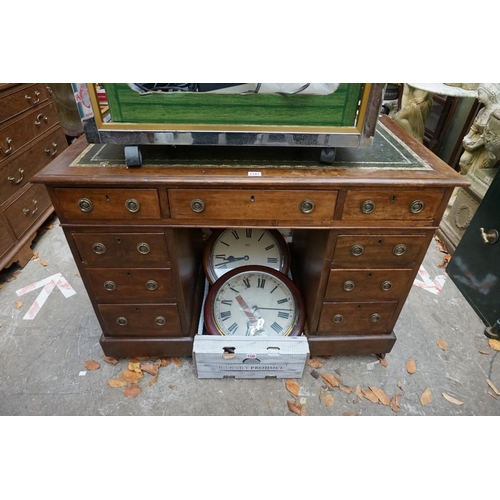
[
  {"x1": 333, "y1": 314, "x2": 344, "y2": 323},
  {"x1": 361, "y1": 199, "x2": 375, "y2": 214},
  {"x1": 92, "y1": 243, "x2": 106, "y2": 254},
  {"x1": 480, "y1": 228, "x2": 499, "y2": 244},
  {"x1": 78, "y1": 198, "x2": 94, "y2": 212},
  {"x1": 22, "y1": 199, "x2": 38, "y2": 216},
  {"x1": 343, "y1": 280, "x2": 355, "y2": 291},
  {"x1": 370, "y1": 313, "x2": 381, "y2": 323},
  {"x1": 116, "y1": 316, "x2": 128, "y2": 326},
  {"x1": 35, "y1": 113, "x2": 48, "y2": 126},
  {"x1": 104, "y1": 280, "x2": 116, "y2": 291},
  {"x1": 125, "y1": 198, "x2": 141, "y2": 213},
  {"x1": 145, "y1": 280, "x2": 158, "y2": 291},
  {"x1": 25, "y1": 91, "x2": 41, "y2": 104},
  {"x1": 350, "y1": 244, "x2": 364, "y2": 256},
  {"x1": 393, "y1": 244, "x2": 407, "y2": 256},
  {"x1": 381, "y1": 280, "x2": 393, "y2": 291},
  {"x1": 155, "y1": 316, "x2": 166, "y2": 326},
  {"x1": 409, "y1": 200, "x2": 425, "y2": 214},
  {"x1": 44, "y1": 142, "x2": 58, "y2": 157},
  {"x1": 190, "y1": 198, "x2": 205, "y2": 213},
  {"x1": 8, "y1": 168, "x2": 24, "y2": 185},
  {"x1": 300, "y1": 199, "x2": 315, "y2": 214},
  {"x1": 137, "y1": 242, "x2": 150, "y2": 254},
  {"x1": 1, "y1": 137, "x2": 13, "y2": 155}
]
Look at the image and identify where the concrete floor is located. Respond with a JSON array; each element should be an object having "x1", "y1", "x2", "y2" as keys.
[{"x1": 0, "y1": 213, "x2": 499, "y2": 417}]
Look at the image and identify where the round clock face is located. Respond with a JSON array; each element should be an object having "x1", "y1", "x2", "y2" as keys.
[
  {"x1": 203, "y1": 228, "x2": 290, "y2": 284},
  {"x1": 204, "y1": 265, "x2": 305, "y2": 337}
]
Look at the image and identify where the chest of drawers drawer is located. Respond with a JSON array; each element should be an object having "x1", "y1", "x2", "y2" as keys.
[
  {"x1": 72, "y1": 232, "x2": 170, "y2": 267},
  {"x1": 87, "y1": 268, "x2": 175, "y2": 303},
  {"x1": 54, "y1": 188, "x2": 162, "y2": 221},
  {"x1": 0, "y1": 84, "x2": 52, "y2": 124},
  {"x1": 0, "y1": 217, "x2": 15, "y2": 255},
  {"x1": 168, "y1": 189, "x2": 338, "y2": 222}
]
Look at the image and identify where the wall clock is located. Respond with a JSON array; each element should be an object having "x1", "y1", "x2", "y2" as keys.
[
  {"x1": 203, "y1": 265, "x2": 305, "y2": 337},
  {"x1": 203, "y1": 228, "x2": 290, "y2": 284}
]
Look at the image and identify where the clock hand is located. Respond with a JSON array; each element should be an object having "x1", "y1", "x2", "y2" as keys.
[
  {"x1": 235, "y1": 295, "x2": 259, "y2": 322},
  {"x1": 252, "y1": 306, "x2": 293, "y2": 312},
  {"x1": 215, "y1": 255, "x2": 249, "y2": 267}
]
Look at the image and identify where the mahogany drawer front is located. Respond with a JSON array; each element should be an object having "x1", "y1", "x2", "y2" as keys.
[
  {"x1": 72, "y1": 232, "x2": 170, "y2": 267},
  {"x1": 168, "y1": 189, "x2": 338, "y2": 221},
  {"x1": 325, "y1": 269, "x2": 414, "y2": 301},
  {"x1": 3, "y1": 183, "x2": 52, "y2": 238},
  {"x1": 0, "y1": 102, "x2": 60, "y2": 164},
  {"x1": 0, "y1": 84, "x2": 52, "y2": 125},
  {"x1": 341, "y1": 189, "x2": 445, "y2": 221},
  {"x1": 0, "y1": 127, "x2": 67, "y2": 204},
  {"x1": 332, "y1": 234, "x2": 428, "y2": 268},
  {"x1": 54, "y1": 188, "x2": 161, "y2": 221},
  {"x1": 98, "y1": 304, "x2": 182, "y2": 337},
  {"x1": 87, "y1": 268, "x2": 175, "y2": 303},
  {"x1": 317, "y1": 301, "x2": 398, "y2": 335},
  {"x1": 0, "y1": 217, "x2": 15, "y2": 256}
]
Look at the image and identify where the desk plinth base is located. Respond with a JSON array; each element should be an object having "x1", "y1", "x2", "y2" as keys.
[{"x1": 307, "y1": 332, "x2": 396, "y2": 357}]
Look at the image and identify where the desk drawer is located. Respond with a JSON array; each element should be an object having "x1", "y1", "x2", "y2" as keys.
[
  {"x1": 87, "y1": 268, "x2": 175, "y2": 303},
  {"x1": 341, "y1": 189, "x2": 444, "y2": 221},
  {"x1": 168, "y1": 189, "x2": 337, "y2": 222},
  {"x1": 98, "y1": 304, "x2": 181, "y2": 337},
  {"x1": 317, "y1": 301, "x2": 398, "y2": 335},
  {"x1": 72, "y1": 232, "x2": 170, "y2": 267},
  {"x1": 0, "y1": 84, "x2": 52, "y2": 125},
  {"x1": 332, "y1": 234, "x2": 429, "y2": 268},
  {"x1": 54, "y1": 188, "x2": 161, "y2": 220}
]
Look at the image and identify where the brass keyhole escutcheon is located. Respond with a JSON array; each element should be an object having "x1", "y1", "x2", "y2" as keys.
[
  {"x1": 333, "y1": 314, "x2": 344, "y2": 323},
  {"x1": 137, "y1": 242, "x2": 151, "y2": 254},
  {"x1": 93, "y1": 243, "x2": 106, "y2": 254},
  {"x1": 393, "y1": 244, "x2": 407, "y2": 256},
  {"x1": 104, "y1": 281, "x2": 116, "y2": 291},
  {"x1": 409, "y1": 200, "x2": 425, "y2": 214},
  {"x1": 370, "y1": 313, "x2": 381, "y2": 323},
  {"x1": 145, "y1": 280, "x2": 158, "y2": 291},
  {"x1": 343, "y1": 280, "x2": 355, "y2": 291},
  {"x1": 125, "y1": 198, "x2": 141, "y2": 213},
  {"x1": 116, "y1": 317, "x2": 128, "y2": 326},
  {"x1": 78, "y1": 198, "x2": 93, "y2": 212},
  {"x1": 300, "y1": 199, "x2": 315, "y2": 214},
  {"x1": 381, "y1": 280, "x2": 393, "y2": 291},
  {"x1": 155, "y1": 316, "x2": 166, "y2": 326},
  {"x1": 361, "y1": 199, "x2": 375, "y2": 214},
  {"x1": 351, "y1": 244, "x2": 364, "y2": 256},
  {"x1": 190, "y1": 198, "x2": 206, "y2": 213}
]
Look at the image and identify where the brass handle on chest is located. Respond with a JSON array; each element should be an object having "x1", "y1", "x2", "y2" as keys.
[
  {"x1": 480, "y1": 228, "x2": 499, "y2": 244},
  {"x1": 145, "y1": 280, "x2": 158, "y2": 291},
  {"x1": 22, "y1": 199, "x2": 38, "y2": 216},
  {"x1": 104, "y1": 280, "x2": 116, "y2": 291},
  {"x1": 361, "y1": 200, "x2": 375, "y2": 214},
  {"x1": 155, "y1": 316, "x2": 166, "y2": 326},
  {"x1": 44, "y1": 142, "x2": 58, "y2": 157},
  {"x1": 370, "y1": 313, "x2": 381, "y2": 323},
  {"x1": 300, "y1": 199, "x2": 315, "y2": 214},
  {"x1": 190, "y1": 198, "x2": 205, "y2": 213},
  {"x1": 137, "y1": 242, "x2": 151, "y2": 254},
  {"x1": 393, "y1": 244, "x2": 407, "y2": 256},
  {"x1": 116, "y1": 316, "x2": 128, "y2": 326},
  {"x1": 409, "y1": 200, "x2": 425, "y2": 214},
  {"x1": 125, "y1": 198, "x2": 141, "y2": 213},
  {"x1": 1, "y1": 137, "x2": 13, "y2": 155},
  {"x1": 343, "y1": 280, "x2": 355, "y2": 291},
  {"x1": 332, "y1": 314, "x2": 344, "y2": 323},
  {"x1": 25, "y1": 91, "x2": 41, "y2": 104},
  {"x1": 381, "y1": 280, "x2": 393, "y2": 291},
  {"x1": 92, "y1": 243, "x2": 106, "y2": 254},
  {"x1": 350, "y1": 244, "x2": 364, "y2": 256},
  {"x1": 35, "y1": 114, "x2": 48, "y2": 126},
  {"x1": 8, "y1": 168, "x2": 24, "y2": 185},
  {"x1": 78, "y1": 198, "x2": 93, "y2": 212}
]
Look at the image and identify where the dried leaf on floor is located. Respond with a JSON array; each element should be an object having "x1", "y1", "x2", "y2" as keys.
[
  {"x1": 169, "y1": 385, "x2": 177, "y2": 390},
  {"x1": 355, "y1": 385, "x2": 363, "y2": 400},
  {"x1": 287, "y1": 400, "x2": 306, "y2": 416},
  {"x1": 120, "y1": 369, "x2": 143, "y2": 384},
  {"x1": 308, "y1": 358, "x2": 324, "y2": 369},
  {"x1": 437, "y1": 338, "x2": 448, "y2": 350},
  {"x1": 15, "y1": 301, "x2": 22, "y2": 309},
  {"x1": 323, "y1": 394, "x2": 334, "y2": 407},
  {"x1": 160, "y1": 358, "x2": 171, "y2": 366},
  {"x1": 488, "y1": 339, "x2": 500, "y2": 352},
  {"x1": 488, "y1": 390, "x2": 498, "y2": 399},
  {"x1": 406, "y1": 359, "x2": 417, "y2": 374},
  {"x1": 123, "y1": 384, "x2": 142, "y2": 398},
  {"x1": 438, "y1": 254, "x2": 451, "y2": 268},
  {"x1": 128, "y1": 361, "x2": 142, "y2": 373},
  {"x1": 390, "y1": 394, "x2": 401, "y2": 413},
  {"x1": 108, "y1": 378, "x2": 127, "y2": 388},
  {"x1": 286, "y1": 379, "x2": 300, "y2": 398},
  {"x1": 420, "y1": 388, "x2": 432, "y2": 406},
  {"x1": 435, "y1": 236, "x2": 448, "y2": 253},
  {"x1": 84, "y1": 359, "x2": 100, "y2": 370},
  {"x1": 378, "y1": 355, "x2": 388, "y2": 367},
  {"x1": 320, "y1": 373, "x2": 340, "y2": 387},
  {"x1": 147, "y1": 373, "x2": 159, "y2": 387},
  {"x1": 40, "y1": 259, "x2": 48, "y2": 266},
  {"x1": 362, "y1": 389, "x2": 379, "y2": 404},
  {"x1": 486, "y1": 379, "x2": 500, "y2": 396},
  {"x1": 31, "y1": 251, "x2": 39, "y2": 260},
  {"x1": 369, "y1": 386, "x2": 390, "y2": 405},
  {"x1": 172, "y1": 357, "x2": 183, "y2": 367},
  {"x1": 343, "y1": 412, "x2": 359, "y2": 416},
  {"x1": 442, "y1": 392, "x2": 464, "y2": 406},
  {"x1": 142, "y1": 363, "x2": 159, "y2": 377},
  {"x1": 478, "y1": 350, "x2": 490, "y2": 355},
  {"x1": 339, "y1": 385, "x2": 353, "y2": 393},
  {"x1": 102, "y1": 356, "x2": 119, "y2": 365}
]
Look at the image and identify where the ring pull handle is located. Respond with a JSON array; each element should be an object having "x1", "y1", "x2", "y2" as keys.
[
  {"x1": 1, "y1": 137, "x2": 13, "y2": 155},
  {"x1": 125, "y1": 198, "x2": 141, "y2": 213},
  {"x1": 380, "y1": 280, "x2": 393, "y2": 291},
  {"x1": 92, "y1": 243, "x2": 106, "y2": 254},
  {"x1": 145, "y1": 280, "x2": 158, "y2": 291},
  {"x1": 190, "y1": 198, "x2": 205, "y2": 213},
  {"x1": 409, "y1": 200, "x2": 425, "y2": 214},
  {"x1": 393, "y1": 244, "x2": 407, "y2": 256},
  {"x1": 8, "y1": 168, "x2": 24, "y2": 185},
  {"x1": 300, "y1": 199, "x2": 315, "y2": 214},
  {"x1": 116, "y1": 317, "x2": 128, "y2": 326},
  {"x1": 332, "y1": 314, "x2": 344, "y2": 324},
  {"x1": 480, "y1": 228, "x2": 499, "y2": 244},
  {"x1": 343, "y1": 280, "x2": 355, "y2": 292},
  {"x1": 22, "y1": 199, "x2": 38, "y2": 216},
  {"x1": 44, "y1": 142, "x2": 58, "y2": 157},
  {"x1": 155, "y1": 316, "x2": 166, "y2": 326},
  {"x1": 137, "y1": 242, "x2": 150, "y2": 254},
  {"x1": 78, "y1": 198, "x2": 93, "y2": 212},
  {"x1": 35, "y1": 113, "x2": 48, "y2": 126},
  {"x1": 361, "y1": 199, "x2": 375, "y2": 214},
  {"x1": 104, "y1": 281, "x2": 116, "y2": 291},
  {"x1": 370, "y1": 313, "x2": 381, "y2": 323},
  {"x1": 350, "y1": 244, "x2": 364, "y2": 256}
]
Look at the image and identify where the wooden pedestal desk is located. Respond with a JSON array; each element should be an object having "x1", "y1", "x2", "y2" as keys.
[{"x1": 33, "y1": 115, "x2": 469, "y2": 358}]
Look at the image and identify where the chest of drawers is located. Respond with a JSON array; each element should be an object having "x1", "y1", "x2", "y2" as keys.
[
  {"x1": 0, "y1": 83, "x2": 68, "y2": 270},
  {"x1": 33, "y1": 115, "x2": 469, "y2": 358}
]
